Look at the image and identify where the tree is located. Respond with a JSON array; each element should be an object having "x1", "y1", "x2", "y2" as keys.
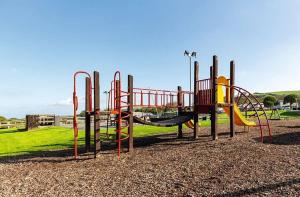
[
  {"x1": 0, "y1": 116, "x2": 6, "y2": 122},
  {"x1": 78, "y1": 110, "x2": 86, "y2": 117},
  {"x1": 284, "y1": 94, "x2": 298, "y2": 108},
  {"x1": 263, "y1": 95, "x2": 277, "y2": 109}
]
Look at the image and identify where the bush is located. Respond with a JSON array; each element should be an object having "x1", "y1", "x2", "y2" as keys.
[{"x1": 263, "y1": 96, "x2": 277, "y2": 108}]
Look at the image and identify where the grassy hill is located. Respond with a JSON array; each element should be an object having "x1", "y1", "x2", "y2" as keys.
[{"x1": 253, "y1": 90, "x2": 300, "y2": 100}]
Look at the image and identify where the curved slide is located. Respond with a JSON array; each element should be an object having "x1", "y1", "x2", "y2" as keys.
[
  {"x1": 217, "y1": 76, "x2": 256, "y2": 126},
  {"x1": 184, "y1": 120, "x2": 201, "y2": 129}
]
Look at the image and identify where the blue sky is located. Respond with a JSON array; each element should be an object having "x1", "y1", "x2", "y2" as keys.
[{"x1": 0, "y1": 0, "x2": 300, "y2": 118}]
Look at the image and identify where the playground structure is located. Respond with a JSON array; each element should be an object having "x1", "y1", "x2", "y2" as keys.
[{"x1": 72, "y1": 55, "x2": 272, "y2": 159}]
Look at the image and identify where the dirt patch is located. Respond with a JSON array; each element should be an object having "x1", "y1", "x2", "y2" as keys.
[{"x1": 1, "y1": 119, "x2": 300, "y2": 196}]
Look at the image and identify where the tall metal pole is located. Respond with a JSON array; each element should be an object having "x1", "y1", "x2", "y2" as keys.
[
  {"x1": 193, "y1": 61, "x2": 199, "y2": 139},
  {"x1": 189, "y1": 56, "x2": 192, "y2": 107},
  {"x1": 184, "y1": 50, "x2": 196, "y2": 108},
  {"x1": 230, "y1": 60, "x2": 235, "y2": 137}
]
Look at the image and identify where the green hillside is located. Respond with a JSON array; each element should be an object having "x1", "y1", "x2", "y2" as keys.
[{"x1": 253, "y1": 90, "x2": 300, "y2": 100}]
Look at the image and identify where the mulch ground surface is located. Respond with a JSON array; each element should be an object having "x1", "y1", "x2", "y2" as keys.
[{"x1": 1, "y1": 119, "x2": 300, "y2": 197}]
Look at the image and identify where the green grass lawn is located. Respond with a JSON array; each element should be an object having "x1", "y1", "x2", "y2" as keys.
[
  {"x1": 0, "y1": 127, "x2": 85, "y2": 156},
  {"x1": 0, "y1": 115, "x2": 229, "y2": 157},
  {"x1": 1, "y1": 110, "x2": 298, "y2": 157},
  {"x1": 245, "y1": 109, "x2": 300, "y2": 119},
  {"x1": 0, "y1": 125, "x2": 190, "y2": 157}
]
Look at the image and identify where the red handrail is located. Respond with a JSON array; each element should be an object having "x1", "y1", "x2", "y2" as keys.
[{"x1": 73, "y1": 71, "x2": 92, "y2": 159}]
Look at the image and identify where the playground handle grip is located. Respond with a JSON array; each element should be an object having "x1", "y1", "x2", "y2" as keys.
[{"x1": 73, "y1": 93, "x2": 78, "y2": 111}]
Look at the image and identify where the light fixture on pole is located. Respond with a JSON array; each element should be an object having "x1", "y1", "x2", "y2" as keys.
[{"x1": 184, "y1": 50, "x2": 197, "y2": 107}]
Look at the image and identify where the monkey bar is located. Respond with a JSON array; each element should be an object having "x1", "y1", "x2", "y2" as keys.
[{"x1": 109, "y1": 87, "x2": 191, "y2": 110}]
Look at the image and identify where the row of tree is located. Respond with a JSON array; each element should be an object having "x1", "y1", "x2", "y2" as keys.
[
  {"x1": 263, "y1": 94, "x2": 298, "y2": 108},
  {"x1": 0, "y1": 116, "x2": 24, "y2": 123}
]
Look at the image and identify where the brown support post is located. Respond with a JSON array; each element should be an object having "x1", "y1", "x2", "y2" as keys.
[
  {"x1": 230, "y1": 60, "x2": 235, "y2": 137},
  {"x1": 127, "y1": 75, "x2": 134, "y2": 152},
  {"x1": 94, "y1": 71, "x2": 101, "y2": 158},
  {"x1": 85, "y1": 77, "x2": 91, "y2": 152},
  {"x1": 209, "y1": 66, "x2": 213, "y2": 137},
  {"x1": 210, "y1": 66, "x2": 213, "y2": 80},
  {"x1": 193, "y1": 61, "x2": 199, "y2": 139},
  {"x1": 177, "y1": 86, "x2": 183, "y2": 138},
  {"x1": 211, "y1": 55, "x2": 218, "y2": 140}
]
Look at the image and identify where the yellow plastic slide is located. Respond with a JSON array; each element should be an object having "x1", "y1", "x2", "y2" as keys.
[
  {"x1": 184, "y1": 120, "x2": 201, "y2": 129},
  {"x1": 217, "y1": 76, "x2": 256, "y2": 126}
]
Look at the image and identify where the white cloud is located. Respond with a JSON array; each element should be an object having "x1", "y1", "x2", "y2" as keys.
[{"x1": 51, "y1": 97, "x2": 84, "y2": 107}]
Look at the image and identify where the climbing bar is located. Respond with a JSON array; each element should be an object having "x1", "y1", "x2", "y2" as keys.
[{"x1": 109, "y1": 86, "x2": 192, "y2": 109}]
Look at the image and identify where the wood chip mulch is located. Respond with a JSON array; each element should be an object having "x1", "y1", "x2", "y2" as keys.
[{"x1": 1, "y1": 119, "x2": 300, "y2": 197}]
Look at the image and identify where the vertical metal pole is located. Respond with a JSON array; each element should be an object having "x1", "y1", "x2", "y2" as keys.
[
  {"x1": 85, "y1": 77, "x2": 91, "y2": 152},
  {"x1": 189, "y1": 57, "x2": 192, "y2": 107},
  {"x1": 127, "y1": 75, "x2": 134, "y2": 152},
  {"x1": 94, "y1": 71, "x2": 101, "y2": 158},
  {"x1": 230, "y1": 60, "x2": 235, "y2": 137},
  {"x1": 177, "y1": 86, "x2": 183, "y2": 138},
  {"x1": 115, "y1": 80, "x2": 121, "y2": 148},
  {"x1": 211, "y1": 56, "x2": 218, "y2": 140},
  {"x1": 194, "y1": 61, "x2": 199, "y2": 139}
]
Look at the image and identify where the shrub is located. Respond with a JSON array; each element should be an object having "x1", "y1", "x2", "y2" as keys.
[{"x1": 263, "y1": 96, "x2": 277, "y2": 108}]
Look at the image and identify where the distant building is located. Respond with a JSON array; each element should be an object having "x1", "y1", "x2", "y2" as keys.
[
  {"x1": 291, "y1": 102, "x2": 299, "y2": 110},
  {"x1": 238, "y1": 103, "x2": 264, "y2": 111},
  {"x1": 274, "y1": 99, "x2": 299, "y2": 110}
]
